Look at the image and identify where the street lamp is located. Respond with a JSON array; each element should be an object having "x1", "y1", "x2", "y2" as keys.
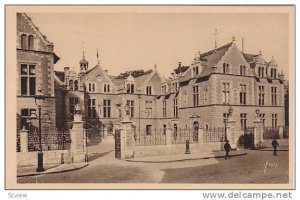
[{"x1": 35, "y1": 87, "x2": 45, "y2": 172}]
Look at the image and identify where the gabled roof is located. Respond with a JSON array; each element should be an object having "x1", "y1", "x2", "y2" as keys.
[
  {"x1": 200, "y1": 42, "x2": 233, "y2": 67},
  {"x1": 54, "y1": 71, "x2": 65, "y2": 82},
  {"x1": 242, "y1": 53, "x2": 258, "y2": 63}
]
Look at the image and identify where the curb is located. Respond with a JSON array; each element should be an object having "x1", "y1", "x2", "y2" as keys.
[
  {"x1": 17, "y1": 162, "x2": 89, "y2": 178},
  {"x1": 125, "y1": 152, "x2": 247, "y2": 163}
]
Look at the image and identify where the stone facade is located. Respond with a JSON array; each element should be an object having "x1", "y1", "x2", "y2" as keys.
[
  {"x1": 54, "y1": 39, "x2": 286, "y2": 142},
  {"x1": 16, "y1": 13, "x2": 60, "y2": 132}
]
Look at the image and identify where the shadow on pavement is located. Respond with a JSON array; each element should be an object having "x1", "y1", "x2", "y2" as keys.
[{"x1": 88, "y1": 150, "x2": 113, "y2": 162}]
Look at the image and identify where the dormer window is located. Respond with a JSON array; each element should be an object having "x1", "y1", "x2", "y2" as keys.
[
  {"x1": 69, "y1": 80, "x2": 73, "y2": 90},
  {"x1": 258, "y1": 67, "x2": 265, "y2": 77},
  {"x1": 104, "y1": 84, "x2": 111, "y2": 93},
  {"x1": 87, "y1": 82, "x2": 96, "y2": 92},
  {"x1": 271, "y1": 68, "x2": 277, "y2": 79},
  {"x1": 223, "y1": 63, "x2": 229, "y2": 74},
  {"x1": 240, "y1": 65, "x2": 246, "y2": 76},
  {"x1": 28, "y1": 35, "x2": 34, "y2": 50},
  {"x1": 20, "y1": 34, "x2": 27, "y2": 49},
  {"x1": 126, "y1": 84, "x2": 134, "y2": 94},
  {"x1": 146, "y1": 86, "x2": 152, "y2": 95}
]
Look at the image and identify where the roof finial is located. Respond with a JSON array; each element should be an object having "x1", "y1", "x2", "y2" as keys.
[
  {"x1": 82, "y1": 41, "x2": 85, "y2": 59},
  {"x1": 214, "y1": 29, "x2": 218, "y2": 49},
  {"x1": 97, "y1": 48, "x2": 100, "y2": 65},
  {"x1": 232, "y1": 36, "x2": 235, "y2": 42}
]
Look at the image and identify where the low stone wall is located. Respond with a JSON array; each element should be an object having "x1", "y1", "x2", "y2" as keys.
[
  {"x1": 17, "y1": 150, "x2": 71, "y2": 167},
  {"x1": 133, "y1": 142, "x2": 225, "y2": 158}
]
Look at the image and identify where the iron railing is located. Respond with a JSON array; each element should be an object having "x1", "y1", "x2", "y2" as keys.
[
  {"x1": 203, "y1": 127, "x2": 226, "y2": 143},
  {"x1": 135, "y1": 129, "x2": 166, "y2": 146},
  {"x1": 172, "y1": 128, "x2": 197, "y2": 144},
  {"x1": 28, "y1": 131, "x2": 71, "y2": 151},
  {"x1": 263, "y1": 127, "x2": 279, "y2": 140}
]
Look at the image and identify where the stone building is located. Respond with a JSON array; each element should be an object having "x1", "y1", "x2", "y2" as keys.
[
  {"x1": 16, "y1": 13, "x2": 60, "y2": 132},
  {"x1": 54, "y1": 38, "x2": 286, "y2": 142}
]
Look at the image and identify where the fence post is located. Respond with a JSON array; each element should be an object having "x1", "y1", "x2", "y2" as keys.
[
  {"x1": 70, "y1": 111, "x2": 86, "y2": 163},
  {"x1": 19, "y1": 127, "x2": 28, "y2": 153},
  {"x1": 278, "y1": 126, "x2": 284, "y2": 139},
  {"x1": 254, "y1": 118, "x2": 264, "y2": 148},
  {"x1": 198, "y1": 128, "x2": 204, "y2": 144}
]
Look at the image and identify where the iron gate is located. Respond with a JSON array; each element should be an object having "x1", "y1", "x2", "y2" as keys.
[{"x1": 244, "y1": 127, "x2": 255, "y2": 149}]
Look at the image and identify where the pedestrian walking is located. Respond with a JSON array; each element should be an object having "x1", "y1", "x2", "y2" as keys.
[
  {"x1": 272, "y1": 138, "x2": 279, "y2": 156},
  {"x1": 224, "y1": 140, "x2": 232, "y2": 159}
]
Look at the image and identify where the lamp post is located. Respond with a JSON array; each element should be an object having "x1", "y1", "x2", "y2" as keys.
[{"x1": 35, "y1": 87, "x2": 45, "y2": 172}]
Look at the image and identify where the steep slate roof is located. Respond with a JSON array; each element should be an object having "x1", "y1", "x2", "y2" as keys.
[
  {"x1": 54, "y1": 71, "x2": 65, "y2": 82},
  {"x1": 79, "y1": 65, "x2": 99, "y2": 83},
  {"x1": 242, "y1": 52, "x2": 258, "y2": 63}
]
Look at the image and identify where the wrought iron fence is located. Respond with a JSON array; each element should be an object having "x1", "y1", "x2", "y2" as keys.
[
  {"x1": 263, "y1": 127, "x2": 279, "y2": 140},
  {"x1": 172, "y1": 128, "x2": 197, "y2": 144},
  {"x1": 28, "y1": 131, "x2": 71, "y2": 151},
  {"x1": 203, "y1": 127, "x2": 226, "y2": 143},
  {"x1": 283, "y1": 127, "x2": 289, "y2": 139},
  {"x1": 135, "y1": 129, "x2": 166, "y2": 146}
]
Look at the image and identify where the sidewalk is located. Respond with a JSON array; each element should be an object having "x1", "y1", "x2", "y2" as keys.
[
  {"x1": 257, "y1": 145, "x2": 289, "y2": 151},
  {"x1": 125, "y1": 150, "x2": 247, "y2": 163},
  {"x1": 17, "y1": 162, "x2": 89, "y2": 177}
]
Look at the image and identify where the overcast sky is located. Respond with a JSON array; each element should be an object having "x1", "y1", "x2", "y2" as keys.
[{"x1": 27, "y1": 12, "x2": 289, "y2": 78}]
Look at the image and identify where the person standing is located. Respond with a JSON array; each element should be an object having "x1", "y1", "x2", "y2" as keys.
[
  {"x1": 272, "y1": 138, "x2": 279, "y2": 156},
  {"x1": 224, "y1": 140, "x2": 232, "y2": 159}
]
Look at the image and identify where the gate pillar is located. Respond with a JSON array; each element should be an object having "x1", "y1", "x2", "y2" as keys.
[
  {"x1": 19, "y1": 127, "x2": 29, "y2": 152},
  {"x1": 254, "y1": 119, "x2": 264, "y2": 149},
  {"x1": 70, "y1": 106, "x2": 87, "y2": 163},
  {"x1": 119, "y1": 118, "x2": 134, "y2": 159},
  {"x1": 225, "y1": 119, "x2": 237, "y2": 149}
]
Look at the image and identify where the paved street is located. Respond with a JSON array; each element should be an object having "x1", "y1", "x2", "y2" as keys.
[{"x1": 17, "y1": 140, "x2": 289, "y2": 184}]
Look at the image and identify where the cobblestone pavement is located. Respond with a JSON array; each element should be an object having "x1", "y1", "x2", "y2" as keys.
[{"x1": 17, "y1": 140, "x2": 289, "y2": 184}]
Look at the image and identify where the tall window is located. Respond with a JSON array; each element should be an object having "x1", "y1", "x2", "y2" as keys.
[
  {"x1": 69, "y1": 80, "x2": 74, "y2": 90},
  {"x1": 28, "y1": 35, "x2": 34, "y2": 50},
  {"x1": 222, "y1": 83, "x2": 230, "y2": 104},
  {"x1": 223, "y1": 63, "x2": 229, "y2": 74},
  {"x1": 20, "y1": 64, "x2": 36, "y2": 96},
  {"x1": 173, "y1": 124, "x2": 178, "y2": 138},
  {"x1": 127, "y1": 84, "x2": 134, "y2": 94},
  {"x1": 258, "y1": 67, "x2": 265, "y2": 77},
  {"x1": 74, "y1": 80, "x2": 79, "y2": 91},
  {"x1": 258, "y1": 86, "x2": 265, "y2": 106},
  {"x1": 162, "y1": 100, "x2": 167, "y2": 118},
  {"x1": 173, "y1": 98, "x2": 178, "y2": 118},
  {"x1": 240, "y1": 84, "x2": 246, "y2": 105},
  {"x1": 145, "y1": 101, "x2": 152, "y2": 118},
  {"x1": 260, "y1": 113, "x2": 265, "y2": 125},
  {"x1": 271, "y1": 87, "x2": 277, "y2": 106},
  {"x1": 240, "y1": 113, "x2": 247, "y2": 131},
  {"x1": 272, "y1": 114, "x2": 278, "y2": 128},
  {"x1": 103, "y1": 100, "x2": 111, "y2": 118},
  {"x1": 20, "y1": 34, "x2": 27, "y2": 49},
  {"x1": 69, "y1": 97, "x2": 79, "y2": 118},
  {"x1": 104, "y1": 84, "x2": 110, "y2": 93},
  {"x1": 88, "y1": 99, "x2": 96, "y2": 118},
  {"x1": 162, "y1": 85, "x2": 167, "y2": 95},
  {"x1": 88, "y1": 83, "x2": 96, "y2": 92},
  {"x1": 126, "y1": 100, "x2": 134, "y2": 118},
  {"x1": 270, "y1": 68, "x2": 277, "y2": 79},
  {"x1": 193, "y1": 85, "x2": 199, "y2": 106},
  {"x1": 163, "y1": 124, "x2": 166, "y2": 135},
  {"x1": 20, "y1": 109, "x2": 36, "y2": 129},
  {"x1": 240, "y1": 65, "x2": 246, "y2": 76},
  {"x1": 146, "y1": 86, "x2": 152, "y2": 95}
]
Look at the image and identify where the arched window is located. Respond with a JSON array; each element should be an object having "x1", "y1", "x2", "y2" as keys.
[
  {"x1": 173, "y1": 124, "x2": 178, "y2": 139},
  {"x1": 193, "y1": 121, "x2": 199, "y2": 133},
  {"x1": 74, "y1": 80, "x2": 78, "y2": 90},
  {"x1": 205, "y1": 124, "x2": 209, "y2": 131},
  {"x1": 20, "y1": 34, "x2": 27, "y2": 49},
  {"x1": 28, "y1": 35, "x2": 34, "y2": 50}
]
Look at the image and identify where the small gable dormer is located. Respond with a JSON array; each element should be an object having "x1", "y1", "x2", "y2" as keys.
[
  {"x1": 126, "y1": 73, "x2": 135, "y2": 94},
  {"x1": 268, "y1": 56, "x2": 278, "y2": 79}
]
